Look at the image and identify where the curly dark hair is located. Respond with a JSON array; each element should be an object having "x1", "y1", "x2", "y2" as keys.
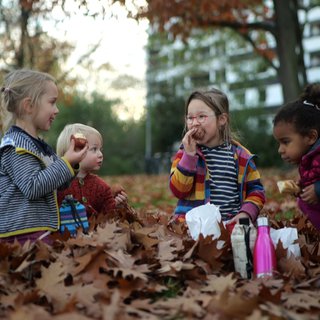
[{"x1": 273, "y1": 83, "x2": 320, "y2": 137}]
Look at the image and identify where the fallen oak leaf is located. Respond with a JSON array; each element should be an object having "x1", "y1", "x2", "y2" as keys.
[
  {"x1": 282, "y1": 290, "x2": 320, "y2": 311},
  {"x1": 240, "y1": 277, "x2": 285, "y2": 299},
  {"x1": 246, "y1": 309, "x2": 269, "y2": 320},
  {"x1": 257, "y1": 283, "x2": 282, "y2": 304},
  {"x1": 150, "y1": 295, "x2": 206, "y2": 318},
  {"x1": 89, "y1": 222, "x2": 122, "y2": 245},
  {"x1": 111, "y1": 267, "x2": 149, "y2": 281},
  {"x1": 71, "y1": 246, "x2": 105, "y2": 276},
  {"x1": 39, "y1": 279, "x2": 102, "y2": 314},
  {"x1": 9, "y1": 241, "x2": 49, "y2": 273},
  {"x1": 36, "y1": 261, "x2": 67, "y2": 289},
  {"x1": 157, "y1": 240, "x2": 176, "y2": 261},
  {"x1": 133, "y1": 226, "x2": 160, "y2": 249},
  {"x1": 149, "y1": 224, "x2": 172, "y2": 240},
  {"x1": 201, "y1": 273, "x2": 237, "y2": 294},
  {"x1": 0, "y1": 291, "x2": 20, "y2": 310},
  {"x1": 275, "y1": 239, "x2": 289, "y2": 260},
  {"x1": 183, "y1": 239, "x2": 198, "y2": 260},
  {"x1": 260, "y1": 301, "x2": 309, "y2": 320},
  {"x1": 8, "y1": 304, "x2": 52, "y2": 320},
  {"x1": 277, "y1": 255, "x2": 306, "y2": 279},
  {"x1": 107, "y1": 249, "x2": 150, "y2": 281},
  {"x1": 101, "y1": 289, "x2": 121, "y2": 320},
  {"x1": 157, "y1": 260, "x2": 195, "y2": 274},
  {"x1": 207, "y1": 289, "x2": 259, "y2": 318},
  {"x1": 195, "y1": 234, "x2": 227, "y2": 271},
  {"x1": 193, "y1": 258, "x2": 214, "y2": 275},
  {"x1": 51, "y1": 313, "x2": 92, "y2": 320},
  {"x1": 106, "y1": 277, "x2": 147, "y2": 298}
]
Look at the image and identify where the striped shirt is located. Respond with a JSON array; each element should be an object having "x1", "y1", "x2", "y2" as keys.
[
  {"x1": 170, "y1": 140, "x2": 266, "y2": 222},
  {"x1": 0, "y1": 126, "x2": 75, "y2": 239},
  {"x1": 201, "y1": 143, "x2": 241, "y2": 219}
]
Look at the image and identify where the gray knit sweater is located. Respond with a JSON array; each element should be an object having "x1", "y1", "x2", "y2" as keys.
[{"x1": 0, "y1": 126, "x2": 75, "y2": 237}]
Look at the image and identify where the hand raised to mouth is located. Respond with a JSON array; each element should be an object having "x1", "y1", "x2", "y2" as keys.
[{"x1": 191, "y1": 128, "x2": 205, "y2": 140}]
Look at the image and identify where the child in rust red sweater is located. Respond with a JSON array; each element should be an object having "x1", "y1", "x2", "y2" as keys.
[{"x1": 56, "y1": 123, "x2": 127, "y2": 218}]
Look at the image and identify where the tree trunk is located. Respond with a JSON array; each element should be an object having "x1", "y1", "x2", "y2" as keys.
[
  {"x1": 273, "y1": 0, "x2": 306, "y2": 102},
  {"x1": 16, "y1": 1, "x2": 31, "y2": 68}
]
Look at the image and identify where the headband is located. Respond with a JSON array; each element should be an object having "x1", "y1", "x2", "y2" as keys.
[{"x1": 303, "y1": 100, "x2": 320, "y2": 111}]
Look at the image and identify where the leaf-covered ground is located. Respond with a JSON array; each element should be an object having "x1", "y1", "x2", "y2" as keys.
[{"x1": 1, "y1": 169, "x2": 320, "y2": 320}]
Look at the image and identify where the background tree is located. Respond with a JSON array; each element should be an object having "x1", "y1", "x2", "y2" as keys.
[
  {"x1": 0, "y1": 0, "x2": 106, "y2": 83},
  {"x1": 0, "y1": 0, "x2": 102, "y2": 133},
  {"x1": 115, "y1": 0, "x2": 320, "y2": 102},
  {"x1": 46, "y1": 93, "x2": 146, "y2": 175},
  {"x1": 0, "y1": 0, "x2": 147, "y2": 175},
  {"x1": 150, "y1": 97, "x2": 184, "y2": 154},
  {"x1": 1, "y1": 1, "x2": 70, "y2": 73}
]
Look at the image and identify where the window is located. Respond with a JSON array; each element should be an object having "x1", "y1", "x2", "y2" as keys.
[
  {"x1": 310, "y1": 21, "x2": 320, "y2": 36},
  {"x1": 310, "y1": 51, "x2": 320, "y2": 67}
]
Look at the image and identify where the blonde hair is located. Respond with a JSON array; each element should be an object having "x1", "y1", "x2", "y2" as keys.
[
  {"x1": 185, "y1": 88, "x2": 235, "y2": 143},
  {"x1": 56, "y1": 123, "x2": 103, "y2": 157},
  {"x1": 0, "y1": 69, "x2": 56, "y2": 132}
]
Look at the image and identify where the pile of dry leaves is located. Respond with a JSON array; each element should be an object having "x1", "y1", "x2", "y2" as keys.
[{"x1": 0, "y1": 198, "x2": 320, "y2": 320}]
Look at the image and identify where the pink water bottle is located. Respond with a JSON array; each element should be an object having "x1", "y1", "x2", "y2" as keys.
[{"x1": 253, "y1": 216, "x2": 276, "y2": 278}]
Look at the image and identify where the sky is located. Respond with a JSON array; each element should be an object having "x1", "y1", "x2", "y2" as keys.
[{"x1": 46, "y1": 1, "x2": 149, "y2": 120}]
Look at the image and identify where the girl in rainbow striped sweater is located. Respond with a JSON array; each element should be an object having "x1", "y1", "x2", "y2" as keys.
[{"x1": 170, "y1": 88, "x2": 266, "y2": 225}]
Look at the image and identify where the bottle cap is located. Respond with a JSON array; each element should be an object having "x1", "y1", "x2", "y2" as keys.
[
  {"x1": 239, "y1": 217, "x2": 250, "y2": 225},
  {"x1": 257, "y1": 216, "x2": 269, "y2": 226}
]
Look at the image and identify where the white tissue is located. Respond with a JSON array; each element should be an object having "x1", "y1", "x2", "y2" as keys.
[
  {"x1": 270, "y1": 227, "x2": 301, "y2": 257},
  {"x1": 185, "y1": 203, "x2": 222, "y2": 241}
]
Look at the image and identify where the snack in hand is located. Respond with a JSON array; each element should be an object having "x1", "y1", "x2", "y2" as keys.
[
  {"x1": 192, "y1": 128, "x2": 205, "y2": 140},
  {"x1": 71, "y1": 132, "x2": 87, "y2": 149},
  {"x1": 277, "y1": 180, "x2": 301, "y2": 195},
  {"x1": 112, "y1": 184, "x2": 125, "y2": 197}
]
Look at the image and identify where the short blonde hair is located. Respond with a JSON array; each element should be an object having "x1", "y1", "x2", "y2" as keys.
[
  {"x1": 0, "y1": 69, "x2": 56, "y2": 132},
  {"x1": 56, "y1": 123, "x2": 102, "y2": 157}
]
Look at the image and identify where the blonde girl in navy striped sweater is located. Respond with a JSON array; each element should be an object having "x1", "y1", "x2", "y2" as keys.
[
  {"x1": 0, "y1": 69, "x2": 88, "y2": 244},
  {"x1": 170, "y1": 88, "x2": 266, "y2": 225}
]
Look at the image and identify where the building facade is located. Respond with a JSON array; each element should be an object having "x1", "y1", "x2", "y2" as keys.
[
  {"x1": 146, "y1": 4, "x2": 320, "y2": 111},
  {"x1": 144, "y1": 2, "x2": 320, "y2": 171}
]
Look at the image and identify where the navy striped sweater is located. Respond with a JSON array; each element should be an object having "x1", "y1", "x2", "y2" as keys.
[{"x1": 0, "y1": 126, "x2": 75, "y2": 238}]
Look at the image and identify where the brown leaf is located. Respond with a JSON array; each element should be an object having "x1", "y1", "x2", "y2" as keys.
[
  {"x1": 36, "y1": 261, "x2": 67, "y2": 289},
  {"x1": 258, "y1": 284, "x2": 282, "y2": 303},
  {"x1": 282, "y1": 290, "x2": 320, "y2": 311},
  {"x1": 207, "y1": 289, "x2": 259, "y2": 318},
  {"x1": 133, "y1": 226, "x2": 160, "y2": 249},
  {"x1": 195, "y1": 234, "x2": 226, "y2": 271},
  {"x1": 107, "y1": 250, "x2": 149, "y2": 281},
  {"x1": 201, "y1": 273, "x2": 237, "y2": 294},
  {"x1": 157, "y1": 240, "x2": 176, "y2": 261},
  {"x1": 72, "y1": 247, "x2": 106, "y2": 276},
  {"x1": 278, "y1": 255, "x2": 306, "y2": 279},
  {"x1": 157, "y1": 260, "x2": 195, "y2": 275}
]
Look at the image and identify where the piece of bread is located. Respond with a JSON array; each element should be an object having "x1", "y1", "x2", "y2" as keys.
[
  {"x1": 71, "y1": 132, "x2": 87, "y2": 149},
  {"x1": 277, "y1": 180, "x2": 301, "y2": 195}
]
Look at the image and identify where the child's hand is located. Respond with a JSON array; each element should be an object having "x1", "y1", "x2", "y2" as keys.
[
  {"x1": 115, "y1": 191, "x2": 128, "y2": 207},
  {"x1": 226, "y1": 212, "x2": 252, "y2": 225},
  {"x1": 63, "y1": 139, "x2": 88, "y2": 167},
  {"x1": 182, "y1": 128, "x2": 198, "y2": 155},
  {"x1": 112, "y1": 185, "x2": 128, "y2": 207},
  {"x1": 300, "y1": 184, "x2": 319, "y2": 204}
]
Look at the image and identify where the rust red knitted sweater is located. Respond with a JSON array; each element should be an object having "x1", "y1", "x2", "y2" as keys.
[{"x1": 57, "y1": 173, "x2": 116, "y2": 218}]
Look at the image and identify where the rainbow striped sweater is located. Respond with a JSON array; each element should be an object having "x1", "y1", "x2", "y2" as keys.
[{"x1": 169, "y1": 141, "x2": 266, "y2": 222}]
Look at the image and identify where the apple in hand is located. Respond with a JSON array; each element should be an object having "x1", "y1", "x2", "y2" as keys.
[{"x1": 71, "y1": 132, "x2": 87, "y2": 149}]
